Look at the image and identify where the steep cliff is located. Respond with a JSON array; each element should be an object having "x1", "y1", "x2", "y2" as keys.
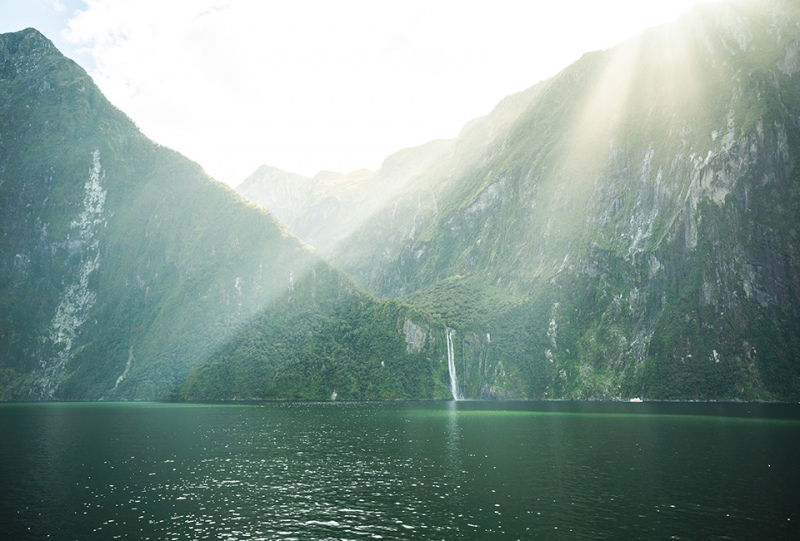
[
  {"x1": 329, "y1": 0, "x2": 800, "y2": 400},
  {"x1": 0, "y1": 28, "x2": 445, "y2": 401}
]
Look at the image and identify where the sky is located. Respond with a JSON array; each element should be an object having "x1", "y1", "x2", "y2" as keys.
[{"x1": 1, "y1": 0, "x2": 719, "y2": 187}]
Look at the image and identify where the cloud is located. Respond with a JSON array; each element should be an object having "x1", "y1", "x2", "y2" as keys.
[{"x1": 63, "y1": 0, "x2": 713, "y2": 186}]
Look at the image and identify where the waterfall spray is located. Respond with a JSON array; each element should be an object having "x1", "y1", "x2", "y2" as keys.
[{"x1": 446, "y1": 329, "x2": 461, "y2": 401}]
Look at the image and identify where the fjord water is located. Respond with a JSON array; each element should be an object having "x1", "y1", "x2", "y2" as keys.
[{"x1": 2, "y1": 401, "x2": 799, "y2": 540}]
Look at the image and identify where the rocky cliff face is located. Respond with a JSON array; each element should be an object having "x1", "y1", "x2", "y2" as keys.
[
  {"x1": 0, "y1": 28, "x2": 442, "y2": 401},
  {"x1": 326, "y1": 0, "x2": 800, "y2": 400}
]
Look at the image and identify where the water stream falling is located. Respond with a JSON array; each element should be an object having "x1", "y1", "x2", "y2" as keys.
[{"x1": 446, "y1": 329, "x2": 461, "y2": 401}]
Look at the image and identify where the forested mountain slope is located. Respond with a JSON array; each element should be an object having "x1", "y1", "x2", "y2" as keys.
[
  {"x1": 0, "y1": 28, "x2": 446, "y2": 401},
  {"x1": 3, "y1": 0, "x2": 798, "y2": 403},
  {"x1": 323, "y1": 0, "x2": 800, "y2": 400}
]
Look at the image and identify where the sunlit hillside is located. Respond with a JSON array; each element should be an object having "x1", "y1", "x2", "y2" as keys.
[
  {"x1": 0, "y1": 28, "x2": 448, "y2": 401},
  {"x1": 235, "y1": 91, "x2": 537, "y2": 258},
  {"x1": 1, "y1": 0, "x2": 799, "y2": 402},
  {"x1": 244, "y1": 0, "x2": 800, "y2": 401}
]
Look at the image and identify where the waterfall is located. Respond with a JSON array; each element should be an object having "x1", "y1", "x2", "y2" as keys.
[{"x1": 446, "y1": 329, "x2": 461, "y2": 401}]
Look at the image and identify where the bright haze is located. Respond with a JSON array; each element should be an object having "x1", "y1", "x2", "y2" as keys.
[{"x1": 2, "y1": 0, "x2": 718, "y2": 187}]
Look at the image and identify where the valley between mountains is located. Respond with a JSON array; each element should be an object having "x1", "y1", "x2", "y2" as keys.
[{"x1": 1, "y1": 0, "x2": 799, "y2": 402}]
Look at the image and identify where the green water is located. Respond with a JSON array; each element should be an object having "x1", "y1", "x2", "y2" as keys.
[{"x1": 1, "y1": 400, "x2": 799, "y2": 539}]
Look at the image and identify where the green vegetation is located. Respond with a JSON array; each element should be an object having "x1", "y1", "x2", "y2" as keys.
[
  {"x1": 176, "y1": 262, "x2": 448, "y2": 400},
  {"x1": 324, "y1": 0, "x2": 800, "y2": 401},
  {"x1": 3, "y1": 0, "x2": 800, "y2": 403},
  {"x1": 0, "y1": 29, "x2": 442, "y2": 401}
]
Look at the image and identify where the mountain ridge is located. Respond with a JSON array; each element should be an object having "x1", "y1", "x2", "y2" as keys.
[
  {"x1": 236, "y1": 0, "x2": 800, "y2": 401},
  {"x1": 235, "y1": 81, "x2": 548, "y2": 257},
  {"x1": 3, "y1": 0, "x2": 800, "y2": 402},
  {"x1": 0, "y1": 28, "x2": 448, "y2": 401}
]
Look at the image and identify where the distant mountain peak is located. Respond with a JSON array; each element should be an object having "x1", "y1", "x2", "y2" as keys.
[{"x1": 0, "y1": 27, "x2": 58, "y2": 59}]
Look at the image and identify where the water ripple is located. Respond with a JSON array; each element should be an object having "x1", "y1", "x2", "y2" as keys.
[{"x1": 2, "y1": 401, "x2": 799, "y2": 539}]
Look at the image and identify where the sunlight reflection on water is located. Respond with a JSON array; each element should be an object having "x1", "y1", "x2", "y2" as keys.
[{"x1": 1, "y1": 401, "x2": 799, "y2": 539}]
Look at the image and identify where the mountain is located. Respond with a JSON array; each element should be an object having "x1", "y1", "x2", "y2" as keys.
[
  {"x1": 4, "y1": 0, "x2": 799, "y2": 403},
  {"x1": 0, "y1": 28, "x2": 448, "y2": 401},
  {"x1": 242, "y1": 0, "x2": 800, "y2": 401},
  {"x1": 236, "y1": 165, "x2": 377, "y2": 256},
  {"x1": 235, "y1": 85, "x2": 542, "y2": 256}
]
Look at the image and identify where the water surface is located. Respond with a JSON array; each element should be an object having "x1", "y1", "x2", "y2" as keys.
[{"x1": 1, "y1": 400, "x2": 798, "y2": 539}]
